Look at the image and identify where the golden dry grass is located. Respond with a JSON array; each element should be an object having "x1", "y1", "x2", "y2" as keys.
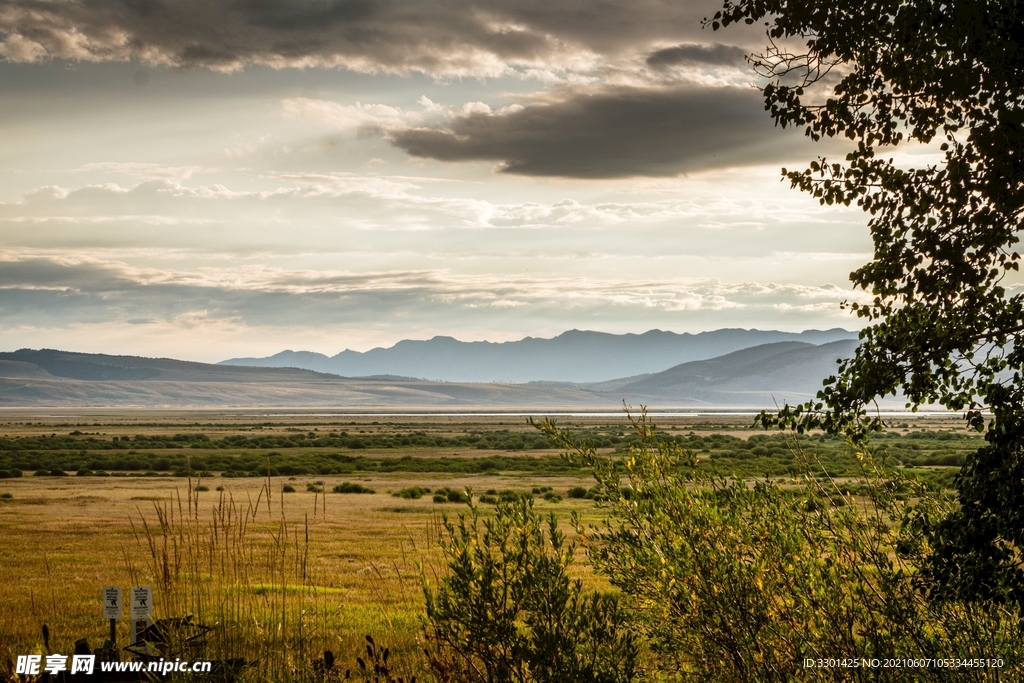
[{"x1": 0, "y1": 469, "x2": 601, "y2": 678}]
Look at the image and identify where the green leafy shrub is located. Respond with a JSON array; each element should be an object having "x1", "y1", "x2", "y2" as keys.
[
  {"x1": 423, "y1": 496, "x2": 638, "y2": 683},
  {"x1": 0, "y1": 492, "x2": 12, "y2": 500},
  {"x1": 333, "y1": 482, "x2": 375, "y2": 494},
  {"x1": 306, "y1": 482, "x2": 324, "y2": 493},
  {"x1": 566, "y1": 486, "x2": 587, "y2": 499},
  {"x1": 431, "y1": 487, "x2": 469, "y2": 504},
  {"x1": 534, "y1": 413, "x2": 1024, "y2": 682},
  {"x1": 393, "y1": 486, "x2": 430, "y2": 499},
  {"x1": 282, "y1": 484, "x2": 296, "y2": 493}
]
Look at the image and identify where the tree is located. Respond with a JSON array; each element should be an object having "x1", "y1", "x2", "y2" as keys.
[{"x1": 711, "y1": 1, "x2": 1024, "y2": 603}]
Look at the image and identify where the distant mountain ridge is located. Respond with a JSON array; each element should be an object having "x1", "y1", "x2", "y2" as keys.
[
  {"x1": 219, "y1": 328, "x2": 859, "y2": 383},
  {"x1": 0, "y1": 339, "x2": 873, "y2": 408}
]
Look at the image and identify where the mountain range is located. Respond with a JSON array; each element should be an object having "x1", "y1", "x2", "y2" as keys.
[
  {"x1": 0, "y1": 334, "x2": 865, "y2": 408},
  {"x1": 219, "y1": 328, "x2": 858, "y2": 383}
]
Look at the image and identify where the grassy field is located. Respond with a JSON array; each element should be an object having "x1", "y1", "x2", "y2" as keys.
[{"x1": 0, "y1": 410, "x2": 979, "y2": 679}]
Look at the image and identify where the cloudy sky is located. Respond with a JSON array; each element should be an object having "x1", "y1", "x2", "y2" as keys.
[{"x1": 0, "y1": 0, "x2": 908, "y2": 362}]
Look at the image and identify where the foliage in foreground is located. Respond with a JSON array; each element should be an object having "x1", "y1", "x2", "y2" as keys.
[
  {"x1": 713, "y1": 0, "x2": 1024, "y2": 607},
  {"x1": 422, "y1": 494, "x2": 638, "y2": 683},
  {"x1": 523, "y1": 413, "x2": 1024, "y2": 682}
]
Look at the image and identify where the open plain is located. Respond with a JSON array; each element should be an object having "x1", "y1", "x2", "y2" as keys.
[{"x1": 0, "y1": 409, "x2": 978, "y2": 677}]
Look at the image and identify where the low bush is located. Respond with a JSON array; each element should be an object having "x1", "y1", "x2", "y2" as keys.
[
  {"x1": 431, "y1": 487, "x2": 468, "y2": 504},
  {"x1": 393, "y1": 486, "x2": 430, "y2": 499},
  {"x1": 566, "y1": 486, "x2": 587, "y2": 499},
  {"x1": 333, "y1": 482, "x2": 375, "y2": 494}
]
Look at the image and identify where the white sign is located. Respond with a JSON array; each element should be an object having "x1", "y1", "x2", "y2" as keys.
[
  {"x1": 130, "y1": 586, "x2": 152, "y2": 620},
  {"x1": 103, "y1": 586, "x2": 122, "y2": 619}
]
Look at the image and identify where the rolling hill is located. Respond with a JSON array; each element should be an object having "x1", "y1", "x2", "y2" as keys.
[{"x1": 0, "y1": 339, "x2": 865, "y2": 408}]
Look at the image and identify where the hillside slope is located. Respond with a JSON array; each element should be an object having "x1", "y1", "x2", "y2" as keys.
[{"x1": 0, "y1": 340, "x2": 865, "y2": 408}]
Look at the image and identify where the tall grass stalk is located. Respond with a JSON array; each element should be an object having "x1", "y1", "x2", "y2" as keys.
[{"x1": 122, "y1": 474, "x2": 339, "y2": 680}]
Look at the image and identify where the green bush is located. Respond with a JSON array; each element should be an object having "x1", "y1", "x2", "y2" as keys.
[
  {"x1": 282, "y1": 484, "x2": 296, "y2": 493},
  {"x1": 333, "y1": 482, "x2": 374, "y2": 494},
  {"x1": 393, "y1": 486, "x2": 430, "y2": 499},
  {"x1": 423, "y1": 497, "x2": 638, "y2": 683},
  {"x1": 431, "y1": 487, "x2": 469, "y2": 504},
  {"x1": 0, "y1": 492, "x2": 12, "y2": 500},
  {"x1": 566, "y1": 486, "x2": 587, "y2": 499},
  {"x1": 534, "y1": 414, "x2": 1024, "y2": 682}
]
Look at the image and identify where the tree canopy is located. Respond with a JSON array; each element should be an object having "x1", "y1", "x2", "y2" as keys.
[{"x1": 713, "y1": 0, "x2": 1024, "y2": 603}]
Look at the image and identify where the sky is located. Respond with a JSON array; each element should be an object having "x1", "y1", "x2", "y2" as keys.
[{"x1": 0, "y1": 0, "x2": 922, "y2": 363}]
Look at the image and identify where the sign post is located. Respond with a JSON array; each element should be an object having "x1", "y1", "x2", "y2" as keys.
[
  {"x1": 102, "y1": 586, "x2": 122, "y2": 647},
  {"x1": 130, "y1": 586, "x2": 152, "y2": 645}
]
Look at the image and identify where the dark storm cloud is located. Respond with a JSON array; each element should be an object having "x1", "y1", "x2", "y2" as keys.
[
  {"x1": 389, "y1": 86, "x2": 808, "y2": 178},
  {"x1": 0, "y1": 0, "x2": 756, "y2": 73},
  {"x1": 646, "y1": 43, "x2": 749, "y2": 68}
]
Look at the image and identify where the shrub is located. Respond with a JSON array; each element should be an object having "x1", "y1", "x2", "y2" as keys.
[
  {"x1": 75, "y1": 468, "x2": 93, "y2": 477},
  {"x1": 566, "y1": 486, "x2": 587, "y2": 499},
  {"x1": 534, "y1": 413, "x2": 1024, "y2": 682},
  {"x1": 333, "y1": 482, "x2": 374, "y2": 494},
  {"x1": 0, "y1": 492, "x2": 11, "y2": 500},
  {"x1": 194, "y1": 485, "x2": 209, "y2": 492},
  {"x1": 306, "y1": 482, "x2": 324, "y2": 493},
  {"x1": 423, "y1": 497, "x2": 638, "y2": 682},
  {"x1": 393, "y1": 486, "x2": 430, "y2": 499},
  {"x1": 431, "y1": 487, "x2": 469, "y2": 504},
  {"x1": 282, "y1": 485, "x2": 296, "y2": 493},
  {"x1": 542, "y1": 492, "x2": 562, "y2": 503}
]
